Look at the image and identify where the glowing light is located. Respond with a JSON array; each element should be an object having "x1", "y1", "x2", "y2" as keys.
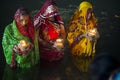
[
  {"x1": 18, "y1": 40, "x2": 29, "y2": 51},
  {"x1": 53, "y1": 38, "x2": 64, "y2": 51},
  {"x1": 88, "y1": 28, "x2": 97, "y2": 36},
  {"x1": 56, "y1": 38, "x2": 63, "y2": 47}
]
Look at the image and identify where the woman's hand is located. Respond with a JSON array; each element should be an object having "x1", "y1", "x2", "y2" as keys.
[
  {"x1": 95, "y1": 29, "x2": 100, "y2": 39},
  {"x1": 20, "y1": 43, "x2": 34, "y2": 55},
  {"x1": 59, "y1": 24, "x2": 66, "y2": 39},
  {"x1": 13, "y1": 43, "x2": 34, "y2": 55},
  {"x1": 39, "y1": 37, "x2": 53, "y2": 47},
  {"x1": 85, "y1": 28, "x2": 100, "y2": 41},
  {"x1": 85, "y1": 33, "x2": 93, "y2": 41},
  {"x1": 13, "y1": 45, "x2": 21, "y2": 53}
]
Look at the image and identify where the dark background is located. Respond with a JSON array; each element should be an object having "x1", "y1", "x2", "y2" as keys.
[{"x1": 1, "y1": 0, "x2": 120, "y2": 80}]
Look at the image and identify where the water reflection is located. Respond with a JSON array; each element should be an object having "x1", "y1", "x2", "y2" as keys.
[
  {"x1": 1, "y1": 0, "x2": 120, "y2": 80},
  {"x1": 3, "y1": 60, "x2": 64, "y2": 80},
  {"x1": 65, "y1": 66, "x2": 81, "y2": 80},
  {"x1": 2, "y1": 64, "x2": 40, "y2": 80},
  {"x1": 2, "y1": 55, "x2": 93, "y2": 80},
  {"x1": 40, "y1": 60, "x2": 64, "y2": 80},
  {"x1": 72, "y1": 56, "x2": 94, "y2": 73}
]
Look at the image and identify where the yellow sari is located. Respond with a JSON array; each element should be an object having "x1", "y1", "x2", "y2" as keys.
[{"x1": 67, "y1": 1, "x2": 99, "y2": 56}]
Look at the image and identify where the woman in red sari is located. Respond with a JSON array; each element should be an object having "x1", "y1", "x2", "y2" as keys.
[{"x1": 34, "y1": 0, "x2": 66, "y2": 62}]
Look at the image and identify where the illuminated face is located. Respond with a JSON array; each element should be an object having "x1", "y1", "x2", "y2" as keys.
[
  {"x1": 47, "y1": 16, "x2": 55, "y2": 22},
  {"x1": 20, "y1": 14, "x2": 30, "y2": 26},
  {"x1": 86, "y1": 8, "x2": 93, "y2": 21},
  {"x1": 87, "y1": 12, "x2": 92, "y2": 20}
]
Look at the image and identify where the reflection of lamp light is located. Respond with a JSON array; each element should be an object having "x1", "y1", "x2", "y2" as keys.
[
  {"x1": 88, "y1": 28, "x2": 97, "y2": 36},
  {"x1": 18, "y1": 40, "x2": 29, "y2": 51}
]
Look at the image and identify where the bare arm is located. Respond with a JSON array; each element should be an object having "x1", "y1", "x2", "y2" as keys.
[{"x1": 59, "y1": 24, "x2": 66, "y2": 39}]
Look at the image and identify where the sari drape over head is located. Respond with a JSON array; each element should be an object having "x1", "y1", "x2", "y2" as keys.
[
  {"x1": 2, "y1": 8, "x2": 40, "y2": 68},
  {"x1": 67, "y1": 1, "x2": 99, "y2": 57},
  {"x1": 34, "y1": 0, "x2": 64, "y2": 62}
]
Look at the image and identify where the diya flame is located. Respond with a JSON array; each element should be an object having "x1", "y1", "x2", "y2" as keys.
[
  {"x1": 56, "y1": 38, "x2": 64, "y2": 48},
  {"x1": 18, "y1": 40, "x2": 30, "y2": 51},
  {"x1": 88, "y1": 28, "x2": 97, "y2": 36}
]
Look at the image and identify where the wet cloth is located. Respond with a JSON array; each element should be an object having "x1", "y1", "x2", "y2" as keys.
[
  {"x1": 34, "y1": 0, "x2": 65, "y2": 62},
  {"x1": 67, "y1": 1, "x2": 99, "y2": 56},
  {"x1": 2, "y1": 8, "x2": 39, "y2": 68}
]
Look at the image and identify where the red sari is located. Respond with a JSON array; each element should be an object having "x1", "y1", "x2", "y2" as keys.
[
  {"x1": 34, "y1": 0, "x2": 64, "y2": 62},
  {"x1": 39, "y1": 19, "x2": 64, "y2": 62}
]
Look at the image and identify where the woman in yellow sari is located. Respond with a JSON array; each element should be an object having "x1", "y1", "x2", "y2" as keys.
[{"x1": 67, "y1": 1, "x2": 100, "y2": 57}]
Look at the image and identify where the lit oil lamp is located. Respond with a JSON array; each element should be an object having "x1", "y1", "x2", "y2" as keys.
[
  {"x1": 56, "y1": 38, "x2": 64, "y2": 47},
  {"x1": 18, "y1": 40, "x2": 30, "y2": 51},
  {"x1": 88, "y1": 28, "x2": 97, "y2": 37},
  {"x1": 53, "y1": 38, "x2": 64, "y2": 51}
]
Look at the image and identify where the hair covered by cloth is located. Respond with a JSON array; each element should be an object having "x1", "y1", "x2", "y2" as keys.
[
  {"x1": 14, "y1": 7, "x2": 34, "y2": 42},
  {"x1": 78, "y1": 1, "x2": 97, "y2": 27},
  {"x1": 34, "y1": 0, "x2": 57, "y2": 19},
  {"x1": 79, "y1": 1, "x2": 92, "y2": 11},
  {"x1": 34, "y1": 0, "x2": 63, "y2": 27}
]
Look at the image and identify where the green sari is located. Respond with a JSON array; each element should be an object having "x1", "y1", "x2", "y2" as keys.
[{"x1": 2, "y1": 21, "x2": 40, "y2": 68}]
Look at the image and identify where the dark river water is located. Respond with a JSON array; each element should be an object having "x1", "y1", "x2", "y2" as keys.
[{"x1": 1, "y1": 0, "x2": 120, "y2": 80}]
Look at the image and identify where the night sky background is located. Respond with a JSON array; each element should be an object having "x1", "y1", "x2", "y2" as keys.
[{"x1": 1, "y1": 0, "x2": 120, "y2": 80}]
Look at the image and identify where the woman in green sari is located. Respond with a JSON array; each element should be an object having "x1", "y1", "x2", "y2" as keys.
[{"x1": 2, "y1": 8, "x2": 40, "y2": 69}]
